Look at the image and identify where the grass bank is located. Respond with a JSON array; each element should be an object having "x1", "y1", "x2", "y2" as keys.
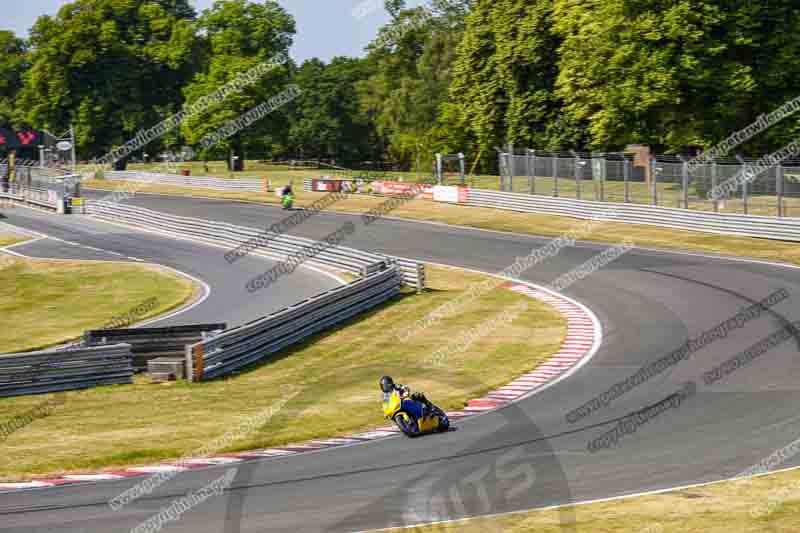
[
  {"x1": 384, "y1": 468, "x2": 800, "y2": 532},
  {"x1": 84, "y1": 179, "x2": 800, "y2": 268},
  {"x1": 0, "y1": 255, "x2": 197, "y2": 353},
  {"x1": 0, "y1": 265, "x2": 565, "y2": 481}
]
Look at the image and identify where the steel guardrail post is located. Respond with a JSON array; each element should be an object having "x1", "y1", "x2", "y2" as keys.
[{"x1": 185, "y1": 344, "x2": 195, "y2": 383}]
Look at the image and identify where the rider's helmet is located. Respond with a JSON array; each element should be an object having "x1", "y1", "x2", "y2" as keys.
[{"x1": 380, "y1": 375, "x2": 395, "y2": 393}]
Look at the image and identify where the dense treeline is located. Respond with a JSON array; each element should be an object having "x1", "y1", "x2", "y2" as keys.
[{"x1": 2, "y1": 0, "x2": 799, "y2": 171}]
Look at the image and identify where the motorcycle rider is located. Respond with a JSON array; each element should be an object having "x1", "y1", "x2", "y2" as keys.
[
  {"x1": 280, "y1": 183, "x2": 294, "y2": 209},
  {"x1": 380, "y1": 375, "x2": 433, "y2": 426}
]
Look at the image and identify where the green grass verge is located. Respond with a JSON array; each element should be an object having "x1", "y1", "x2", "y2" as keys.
[
  {"x1": 0, "y1": 232, "x2": 29, "y2": 248},
  {"x1": 383, "y1": 468, "x2": 800, "y2": 532},
  {"x1": 89, "y1": 160, "x2": 800, "y2": 217},
  {"x1": 84, "y1": 179, "x2": 800, "y2": 269},
  {"x1": 0, "y1": 255, "x2": 198, "y2": 353},
  {"x1": 0, "y1": 265, "x2": 565, "y2": 481}
]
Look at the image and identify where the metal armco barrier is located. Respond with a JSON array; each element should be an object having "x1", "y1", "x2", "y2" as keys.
[
  {"x1": 0, "y1": 344, "x2": 134, "y2": 397},
  {"x1": 464, "y1": 188, "x2": 800, "y2": 242},
  {"x1": 84, "y1": 202, "x2": 424, "y2": 381},
  {"x1": 186, "y1": 267, "x2": 401, "y2": 381},
  {"x1": 87, "y1": 201, "x2": 426, "y2": 290},
  {"x1": 103, "y1": 171, "x2": 268, "y2": 192},
  {"x1": 0, "y1": 184, "x2": 61, "y2": 211},
  {"x1": 84, "y1": 325, "x2": 226, "y2": 371}
]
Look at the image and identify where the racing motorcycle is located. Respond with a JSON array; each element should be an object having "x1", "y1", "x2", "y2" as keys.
[{"x1": 382, "y1": 388, "x2": 450, "y2": 437}]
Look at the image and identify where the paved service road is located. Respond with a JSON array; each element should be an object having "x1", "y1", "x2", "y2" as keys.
[{"x1": 1, "y1": 192, "x2": 799, "y2": 532}]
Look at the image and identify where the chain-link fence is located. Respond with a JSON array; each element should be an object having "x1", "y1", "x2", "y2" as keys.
[{"x1": 499, "y1": 149, "x2": 800, "y2": 217}]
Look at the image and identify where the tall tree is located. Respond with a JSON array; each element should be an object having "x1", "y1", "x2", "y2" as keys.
[
  {"x1": 0, "y1": 31, "x2": 28, "y2": 129},
  {"x1": 180, "y1": 0, "x2": 295, "y2": 170},
  {"x1": 553, "y1": 0, "x2": 800, "y2": 153},
  {"x1": 286, "y1": 57, "x2": 381, "y2": 162},
  {"x1": 17, "y1": 0, "x2": 200, "y2": 167},
  {"x1": 446, "y1": 0, "x2": 570, "y2": 171},
  {"x1": 358, "y1": 0, "x2": 472, "y2": 168}
]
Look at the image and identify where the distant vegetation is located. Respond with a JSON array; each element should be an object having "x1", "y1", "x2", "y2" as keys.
[{"x1": 2, "y1": 0, "x2": 799, "y2": 173}]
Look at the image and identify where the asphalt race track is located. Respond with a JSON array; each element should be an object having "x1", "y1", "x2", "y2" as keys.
[
  {"x1": 1, "y1": 191, "x2": 800, "y2": 532},
  {"x1": 0, "y1": 206, "x2": 342, "y2": 327}
]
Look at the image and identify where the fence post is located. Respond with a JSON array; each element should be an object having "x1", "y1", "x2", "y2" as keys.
[
  {"x1": 743, "y1": 175, "x2": 749, "y2": 215},
  {"x1": 651, "y1": 159, "x2": 658, "y2": 206},
  {"x1": 680, "y1": 156, "x2": 689, "y2": 209},
  {"x1": 552, "y1": 154, "x2": 559, "y2": 197},
  {"x1": 711, "y1": 161, "x2": 719, "y2": 213},
  {"x1": 571, "y1": 150, "x2": 582, "y2": 200},
  {"x1": 601, "y1": 154, "x2": 606, "y2": 202},
  {"x1": 458, "y1": 153, "x2": 465, "y2": 186},
  {"x1": 499, "y1": 152, "x2": 507, "y2": 192},
  {"x1": 736, "y1": 156, "x2": 748, "y2": 215},
  {"x1": 624, "y1": 156, "x2": 630, "y2": 203},
  {"x1": 436, "y1": 153, "x2": 443, "y2": 185},
  {"x1": 528, "y1": 149, "x2": 536, "y2": 195},
  {"x1": 496, "y1": 151, "x2": 503, "y2": 191},
  {"x1": 508, "y1": 143, "x2": 516, "y2": 192},
  {"x1": 777, "y1": 163, "x2": 784, "y2": 217},
  {"x1": 593, "y1": 152, "x2": 606, "y2": 202},
  {"x1": 506, "y1": 152, "x2": 513, "y2": 192}
]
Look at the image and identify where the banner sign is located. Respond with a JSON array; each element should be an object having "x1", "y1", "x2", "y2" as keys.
[
  {"x1": 311, "y1": 179, "x2": 342, "y2": 192},
  {"x1": 310, "y1": 179, "x2": 363, "y2": 193},
  {"x1": 372, "y1": 181, "x2": 434, "y2": 200},
  {"x1": 0, "y1": 129, "x2": 44, "y2": 148},
  {"x1": 0, "y1": 129, "x2": 11, "y2": 147},
  {"x1": 432, "y1": 185, "x2": 468, "y2": 204}
]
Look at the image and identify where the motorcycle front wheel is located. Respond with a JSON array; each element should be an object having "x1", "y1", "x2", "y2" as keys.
[{"x1": 393, "y1": 413, "x2": 418, "y2": 437}]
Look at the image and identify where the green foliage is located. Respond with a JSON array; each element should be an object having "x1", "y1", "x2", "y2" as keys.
[
  {"x1": 17, "y1": 0, "x2": 200, "y2": 161},
  {"x1": 180, "y1": 0, "x2": 295, "y2": 169},
  {"x1": 553, "y1": 0, "x2": 800, "y2": 154},
  {"x1": 5, "y1": 0, "x2": 800, "y2": 168},
  {"x1": 359, "y1": 1, "x2": 470, "y2": 167},
  {"x1": 0, "y1": 31, "x2": 28, "y2": 128},
  {"x1": 286, "y1": 57, "x2": 382, "y2": 161},
  {"x1": 445, "y1": 0, "x2": 572, "y2": 171}
]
